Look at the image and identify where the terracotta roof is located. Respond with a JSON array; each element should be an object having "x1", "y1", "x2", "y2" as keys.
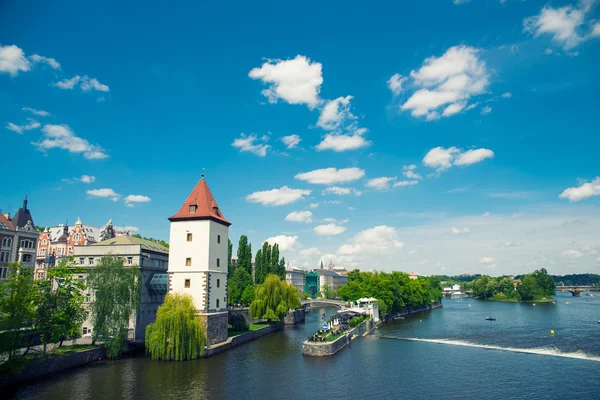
[
  {"x1": 168, "y1": 177, "x2": 231, "y2": 226},
  {"x1": 0, "y1": 213, "x2": 15, "y2": 231}
]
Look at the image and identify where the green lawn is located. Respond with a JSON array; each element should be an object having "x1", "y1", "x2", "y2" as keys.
[{"x1": 227, "y1": 323, "x2": 270, "y2": 337}]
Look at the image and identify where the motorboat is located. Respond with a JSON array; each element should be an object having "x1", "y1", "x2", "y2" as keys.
[{"x1": 485, "y1": 317, "x2": 496, "y2": 321}]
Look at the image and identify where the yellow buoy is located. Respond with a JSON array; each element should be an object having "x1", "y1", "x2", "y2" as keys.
[{"x1": 550, "y1": 330, "x2": 555, "y2": 336}]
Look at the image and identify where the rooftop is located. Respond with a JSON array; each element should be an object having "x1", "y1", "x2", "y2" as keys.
[
  {"x1": 92, "y1": 235, "x2": 169, "y2": 254},
  {"x1": 168, "y1": 176, "x2": 231, "y2": 226}
]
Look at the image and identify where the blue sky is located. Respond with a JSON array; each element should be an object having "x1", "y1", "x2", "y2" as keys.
[{"x1": 1, "y1": 0, "x2": 599, "y2": 275}]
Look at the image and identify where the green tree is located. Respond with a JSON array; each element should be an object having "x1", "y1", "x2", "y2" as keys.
[
  {"x1": 87, "y1": 254, "x2": 141, "y2": 359},
  {"x1": 228, "y1": 239, "x2": 234, "y2": 276},
  {"x1": 227, "y1": 267, "x2": 253, "y2": 305},
  {"x1": 241, "y1": 285, "x2": 255, "y2": 305},
  {"x1": 0, "y1": 263, "x2": 37, "y2": 360},
  {"x1": 278, "y1": 257, "x2": 286, "y2": 280},
  {"x1": 262, "y1": 242, "x2": 272, "y2": 276},
  {"x1": 518, "y1": 275, "x2": 537, "y2": 302},
  {"x1": 131, "y1": 233, "x2": 142, "y2": 238},
  {"x1": 322, "y1": 284, "x2": 337, "y2": 299},
  {"x1": 254, "y1": 248, "x2": 263, "y2": 284},
  {"x1": 249, "y1": 275, "x2": 301, "y2": 322},
  {"x1": 237, "y1": 235, "x2": 252, "y2": 276},
  {"x1": 145, "y1": 294, "x2": 205, "y2": 361},
  {"x1": 271, "y1": 243, "x2": 279, "y2": 277},
  {"x1": 36, "y1": 257, "x2": 86, "y2": 354}
]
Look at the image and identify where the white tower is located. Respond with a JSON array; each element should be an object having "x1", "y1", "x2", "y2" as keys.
[{"x1": 168, "y1": 175, "x2": 230, "y2": 345}]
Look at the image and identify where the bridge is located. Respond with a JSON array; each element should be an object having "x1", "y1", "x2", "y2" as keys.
[
  {"x1": 301, "y1": 299, "x2": 347, "y2": 311},
  {"x1": 556, "y1": 286, "x2": 599, "y2": 297}
]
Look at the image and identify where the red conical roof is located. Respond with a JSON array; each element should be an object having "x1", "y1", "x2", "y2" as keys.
[{"x1": 168, "y1": 177, "x2": 231, "y2": 226}]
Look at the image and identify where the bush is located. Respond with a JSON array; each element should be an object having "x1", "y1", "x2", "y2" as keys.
[
  {"x1": 229, "y1": 314, "x2": 249, "y2": 331},
  {"x1": 349, "y1": 315, "x2": 365, "y2": 328}
]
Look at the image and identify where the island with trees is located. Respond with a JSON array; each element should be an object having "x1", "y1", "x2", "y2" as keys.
[{"x1": 461, "y1": 268, "x2": 556, "y2": 302}]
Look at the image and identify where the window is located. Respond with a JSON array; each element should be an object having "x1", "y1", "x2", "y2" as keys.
[
  {"x1": 217, "y1": 279, "x2": 220, "y2": 288},
  {"x1": 187, "y1": 233, "x2": 193, "y2": 242},
  {"x1": 88, "y1": 257, "x2": 94, "y2": 265},
  {"x1": 75, "y1": 234, "x2": 80, "y2": 242},
  {"x1": 217, "y1": 234, "x2": 221, "y2": 244},
  {"x1": 127, "y1": 257, "x2": 133, "y2": 265},
  {"x1": 189, "y1": 205, "x2": 197, "y2": 213},
  {"x1": 184, "y1": 279, "x2": 191, "y2": 288},
  {"x1": 216, "y1": 299, "x2": 220, "y2": 308},
  {"x1": 79, "y1": 257, "x2": 84, "y2": 265},
  {"x1": 0, "y1": 267, "x2": 7, "y2": 279},
  {"x1": 6, "y1": 238, "x2": 11, "y2": 247},
  {"x1": 186, "y1": 258, "x2": 191, "y2": 266},
  {"x1": 83, "y1": 327, "x2": 88, "y2": 335},
  {"x1": 217, "y1": 258, "x2": 220, "y2": 267},
  {"x1": 43, "y1": 239, "x2": 47, "y2": 245},
  {"x1": 85, "y1": 294, "x2": 90, "y2": 303}
]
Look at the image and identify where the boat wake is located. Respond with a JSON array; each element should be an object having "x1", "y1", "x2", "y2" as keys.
[{"x1": 377, "y1": 336, "x2": 600, "y2": 362}]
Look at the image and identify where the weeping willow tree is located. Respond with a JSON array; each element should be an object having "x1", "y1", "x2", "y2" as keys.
[
  {"x1": 87, "y1": 254, "x2": 141, "y2": 359},
  {"x1": 249, "y1": 274, "x2": 301, "y2": 322},
  {"x1": 145, "y1": 294, "x2": 206, "y2": 361}
]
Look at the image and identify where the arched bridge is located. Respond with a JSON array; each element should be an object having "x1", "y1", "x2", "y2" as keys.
[
  {"x1": 556, "y1": 286, "x2": 599, "y2": 297},
  {"x1": 301, "y1": 299, "x2": 347, "y2": 310}
]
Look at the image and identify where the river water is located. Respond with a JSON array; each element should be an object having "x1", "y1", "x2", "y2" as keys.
[{"x1": 15, "y1": 292, "x2": 600, "y2": 399}]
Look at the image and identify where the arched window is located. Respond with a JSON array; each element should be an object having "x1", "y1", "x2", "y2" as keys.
[
  {"x1": 1, "y1": 238, "x2": 6, "y2": 247},
  {"x1": 6, "y1": 238, "x2": 11, "y2": 247}
]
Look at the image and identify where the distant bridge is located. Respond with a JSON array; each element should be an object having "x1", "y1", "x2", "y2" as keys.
[
  {"x1": 556, "y1": 286, "x2": 599, "y2": 297},
  {"x1": 301, "y1": 299, "x2": 347, "y2": 310}
]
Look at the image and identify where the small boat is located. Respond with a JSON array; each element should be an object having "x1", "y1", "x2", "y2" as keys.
[
  {"x1": 468, "y1": 303, "x2": 472, "y2": 308},
  {"x1": 597, "y1": 320, "x2": 600, "y2": 324},
  {"x1": 566, "y1": 302, "x2": 571, "y2": 305},
  {"x1": 485, "y1": 317, "x2": 496, "y2": 321},
  {"x1": 532, "y1": 303, "x2": 536, "y2": 306}
]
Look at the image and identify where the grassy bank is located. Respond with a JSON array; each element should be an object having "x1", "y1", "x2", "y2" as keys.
[
  {"x1": 487, "y1": 295, "x2": 554, "y2": 303},
  {"x1": 227, "y1": 323, "x2": 270, "y2": 337}
]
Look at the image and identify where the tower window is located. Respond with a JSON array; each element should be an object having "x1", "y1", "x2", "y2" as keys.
[
  {"x1": 216, "y1": 299, "x2": 220, "y2": 308},
  {"x1": 187, "y1": 233, "x2": 192, "y2": 242},
  {"x1": 217, "y1": 234, "x2": 221, "y2": 244},
  {"x1": 217, "y1": 279, "x2": 220, "y2": 288},
  {"x1": 217, "y1": 258, "x2": 220, "y2": 267},
  {"x1": 186, "y1": 258, "x2": 192, "y2": 266},
  {"x1": 189, "y1": 205, "x2": 197, "y2": 213},
  {"x1": 213, "y1": 207, "x2": 219, "y2": 216},
  {"x1": 185, "y1": 279, "x2": 190, "y2": 288}
]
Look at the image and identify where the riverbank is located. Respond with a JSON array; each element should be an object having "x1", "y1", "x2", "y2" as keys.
[
  {"x1": 480, "y1": 296, "x2": 555, "y2": 303},
  {"x1": 302, "y1": 318, "x2": 374, "y2": 356}
]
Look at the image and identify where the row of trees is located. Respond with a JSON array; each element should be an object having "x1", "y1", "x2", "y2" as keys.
[
  {"x1": 337, "y1": 270, "x2": 443, "y2": 316},
  {"x1": 0, "y1": 255, "x2": 141, "y2": 362},
  {"x1": 463, "y1": 268, "x2": 555, "y2": 302},
  {"x1": 227, "y1": 235, "x2": 287, "y2": 305}
]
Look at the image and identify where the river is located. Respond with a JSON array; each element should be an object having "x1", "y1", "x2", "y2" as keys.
[{"x1": 14, "y1": 291, "x2": 600, "y2": 399}]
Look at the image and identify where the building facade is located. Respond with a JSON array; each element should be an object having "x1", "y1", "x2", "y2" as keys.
[
  {"x1": 167, "y1": 176, "x2": 230, "y2": 346},
  {"x1": 73, "y1": 236, "x2": 169, "y2": 340},
  {"x1": 0, "y1": 197, "x2": 39, "y2": 277},
  {"x1": 285, "y1": 264, "x2": 306, "y2": 293},
  {"x1": 316, "y1": 261, "x2": 348, "y2": 295}
]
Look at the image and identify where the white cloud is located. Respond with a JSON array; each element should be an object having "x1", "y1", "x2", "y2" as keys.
[
  {"x1": 482, "y1": 212, "x2": 491, "y2": 217},
  {"x1": 423, "y1": 146, "x2": 494, "y2": 171},
  {"x1": 314, "y1": 223, "x2": 347, "y2": 236},
  {"x1": 78, "y1": 175, "x2": 95, "y2": 183},
  {"x1": 501, "y1": 92, "x2": 512, "y2": 98},
  {"x1": 315, "y1": 129, "x2": 370, "y2": 152},
  {"x1": 249, "y1": 55, "x2": 323, "y2": 109},
  {"x1": 285, "y1": 210, "x2": 313, "y2": 223},
  {"x1": 480, "y1": 105, "x2": 492, "y2": 115},
  {"x1": 22, "y1": 107, "x2": 51, "y2": 117},
  {"x1": 322, "y1": 186, "x2": 362, "y2": 196},
  {"x1": 281, "y1": 134, "x2": 301, "y2": 149},
  {"x1": 29, "y1": 54, "x2": 60, "y2": 70},
  {"x1": 35, "y1": 124, "x2": 108, "y2": 160},
  {"x1": 309, "y1": 203, "x2": 319, "y2": 209},
  {"x1": 246, "y1": 186, "x2": 311, "y2": 206},
  {"x1": 479, "y1": 256, "x2": 494, "y2": 264},
  {"x1": 338, "y1": 225, "x2": 404, "y2": 256},
  {"x1": 265, "y1": 235, "x2": 299, "y2": 252},
  {"x1": 562, "y1": 249, "x2": 583, "y2": 259},
  {"x1": 365, "y1": 176, "x2": 397, "y2": 191},
  {"x1": 402, "y1": 164, "x2": 422, "y2": 180},
  {"x1": 114, "y1": 225, "x2": 140, "y2": 233},
  {"x1": 452, "y1": 227, "x2": 471, "y2": 235},
  {"x1": 6, "y1": 118, "x2": 40, "y2": 134},
  {"x1": 232, "y1": 133, "x2": 271, "y2": 156},
  {"x1": 524, "y1": 1, "x2": 600, "y2": 50},
  {"x1": 54, "y1": 75, "x2": 110, "y2": 92},
  {"x1": 393, "y1": 180, "x2": 419, "y2": 188},
  {"x1": 454, "y1": 148, "x2": 495, "y2": 166},
  {"x1": 87, "y1": 188, "x2": 120, "y2": 201},
  {"x1": 317, "y1": 96, "x2": 354, "y2": 130},
  {"x1": 559, "y1": 177, "x2": 600, "y2": 202},
  {"x1": 401, "y1": 45, "x2": 488, "y2": 120},
  {"x1": 295, "y1": 167, "x2": 365, "y2": 185},
  {"x1": 0, "y1": 44, "x2": 31, "y2": 76},
  {"x1": 387, "y1": 73, "x2": 407, "y2": 96},
  {"x1": 124, "y1": 194, "x2": 152, "y2": 206}
]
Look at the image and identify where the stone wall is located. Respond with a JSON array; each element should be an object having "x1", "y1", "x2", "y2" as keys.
[
  {"x1": 0, "y1": 347, "x2": 106, "y2": 389},
  {"x1": 228, "y1": 309, "x2": 251, "y2": 325},
  {"x1": 284, "y1": 308, "x2": 305, "y2": 325},
  {"x1": 203, "y1": 323, "x2": 282, "y2": 358},
  {"x1": 383, "y1": 302, "x2": 442, "y2": 321},
  {"x1": 198, "y1": 312, "x2": 228, "y2": 346},
  {"x1": 302, "y1": 319, "x2": 373, "y2": 356}
]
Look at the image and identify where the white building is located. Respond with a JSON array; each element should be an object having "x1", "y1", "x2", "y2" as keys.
[
  {"x1": 167, "y1": 175, "x2": 230, "y2": 346},
  {"x1": 285, "y1": 264, "x2": 306, "y2": 293},
  {"x1": 73, "y1": 236, "x2": 169, "y2": 340},
  {"x1": 356, "y1": 297, "x2": 380, "y2": 322}
]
